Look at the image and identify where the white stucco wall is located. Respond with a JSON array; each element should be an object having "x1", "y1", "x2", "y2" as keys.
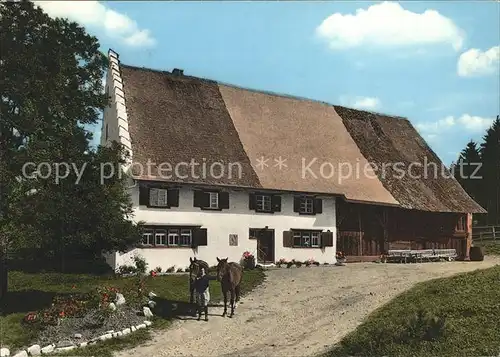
[{"x1": 110, "y1": 186, "x2": 337, "y2": 271}]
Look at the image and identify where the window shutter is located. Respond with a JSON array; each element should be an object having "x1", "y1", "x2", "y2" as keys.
[
  {"x1": 314, "y1": 198, "x2": 323, "y2": 214},
  {"x1": 193, "y1": 228, "x2": 208, "y2": 247},
  {"x1": 283, "y1": 230, "x2": 293, "y2": 247},
  {"x1": 321, "y1": 231, "x2": 334, "y2": 247},
  {"x1": 139, "y1": 184, "x2": 149, "y2": 206},
  {"x1": 167, "y1": 188, "x2": 179, "y2": 207},
  {"x1": 193, "y1": 190, "x2": 206, "y2": 207},
  {"x1": 219, "y1": 192, "x2": 230, "y2": 209},
  {"x1": 249, "y1": 193, "x2": 255, "y2": 210},
  {"x1": 271, "y1": 195, "x2": 281, "y2": 212},
  {"x1": 293, "y1": 196, "x2": 301, "y2": 212}
]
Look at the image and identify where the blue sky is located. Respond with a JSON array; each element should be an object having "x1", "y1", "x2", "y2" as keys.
[{"x1": 36, "y1": 1, "x2": 499, "y2": 165}]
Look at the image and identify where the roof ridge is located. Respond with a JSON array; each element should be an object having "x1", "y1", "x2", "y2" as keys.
[{"x1": 119, "y1": 62, "x2": 409, "y2": 121}]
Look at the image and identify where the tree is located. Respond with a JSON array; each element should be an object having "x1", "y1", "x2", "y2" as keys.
[
  {"x1": 480, "y1": 115, "x2": 500, "y2": 225},
  {"x1": 0, "y1": 1, "x2": 142, "y2": 299},
  {"x1": 454, "y1": 140, "x2": 483, "y2": 203}
]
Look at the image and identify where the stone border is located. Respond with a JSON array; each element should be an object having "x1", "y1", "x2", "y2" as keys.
[{"x1": 5, "y1": 320, "x2": 153, "y2": 357}]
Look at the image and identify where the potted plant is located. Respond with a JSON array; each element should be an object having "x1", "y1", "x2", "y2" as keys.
[{"x1": 242, "y1": 251, "x2": 256, "y2": 270}]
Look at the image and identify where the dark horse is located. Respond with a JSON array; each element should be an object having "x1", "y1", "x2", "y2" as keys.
[
  {"x1": 189, "y1": 257, "x2": 209, "y2": 304},
  {"x1": 216, "y1": 257, "x2": 243, "y2": 318}
]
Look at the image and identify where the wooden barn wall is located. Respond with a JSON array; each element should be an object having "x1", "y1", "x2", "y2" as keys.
[{"x1": 336, "y1": 201, "x2": 468, "y2": 258}]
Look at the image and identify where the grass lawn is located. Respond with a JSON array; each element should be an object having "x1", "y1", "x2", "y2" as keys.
[
  {"x1": 324, "y1": 265, "x2": 500, "y2": 357},
  {"x1": 1, "y1": 268, "x2": 265, "y2": 357},
  {"x1": 474, "y1": 242, "x2": 500, "y2": 255}
]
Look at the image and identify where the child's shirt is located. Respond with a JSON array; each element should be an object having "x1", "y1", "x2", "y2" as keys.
[{"x1": 194, "y1": 274, "x2": 216, "y2": 294}]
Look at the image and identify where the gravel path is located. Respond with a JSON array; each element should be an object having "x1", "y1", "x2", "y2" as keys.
[{"x1": 114, "y1": 257, "x2": 500, "y2": 357}]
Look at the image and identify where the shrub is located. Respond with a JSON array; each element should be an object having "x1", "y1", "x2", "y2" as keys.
[
  {"x1": 117, "y1": 265, "x2": 136, "y2": 275},
  {"x1": 470, "y1": 246, "x2": 484, "y2": 261},
  {"x1": 176, "y1": 268, "x2": 183, "y2": 273},
  {"x1": 166, "y1": 266, "x2": 175, "y2": 273},
  {"x1": 295, "y1": 261, "x2": 302, "y2": 267},
  {"x1": 286, "y1": 260, "x2": 294, "y2": 268},
  {"x1": 154, "y1": 266, "x2": 162, "y2": 273},
  {"x1": 133, "y1": 255, "x2": 148, "y2": 275}
]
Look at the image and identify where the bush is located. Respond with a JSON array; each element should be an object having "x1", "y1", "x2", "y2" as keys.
[
  {"x1": 470, "y1": 246, "x2": 484, "y2": 261},
  {"x1": 166, "y1": 266, "x2": 175, "y2": 273},
  {"x1": 133, "y1": 255, "x2": 148, "y2": 274},
  {"x1": 117, "y1": 265, "x2": 136, "y2": 275}
]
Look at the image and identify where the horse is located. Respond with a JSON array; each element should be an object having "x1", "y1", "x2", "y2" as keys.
[
  {"x1": 189, "y1": 257, "x2": 210, "y2": 304},
  {"x1": 216, "y1": 257, "x2": 243, "y2": 318}
]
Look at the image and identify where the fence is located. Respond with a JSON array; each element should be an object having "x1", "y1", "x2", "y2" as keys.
[{"x1": 472, "y1": 225, "x2": 500, "y2": 243}]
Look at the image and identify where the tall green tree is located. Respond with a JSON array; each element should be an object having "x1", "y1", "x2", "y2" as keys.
[
  {"x1": 480, "y1": 115, "x2": 500, "y2": 225},
  {"x1": 0, "y1": 1, "x2": 142, "y2": 299},
  {"x1": 454, "y1": 140, "x2": 483, "y2": 204}
]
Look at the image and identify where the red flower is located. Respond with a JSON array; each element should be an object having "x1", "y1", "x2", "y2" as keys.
[
  {"x1": 72, "y1": 285, "x2": 76, "y2": 289},
  {"x1": 59, "y1": 311, "x2": 65, "y2": 317},
  {"x1": 151, "y1": 271, "x2": 157, "y2": 277}
]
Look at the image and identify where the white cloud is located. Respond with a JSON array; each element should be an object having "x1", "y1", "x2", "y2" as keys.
[
  {"x1": 457, "y1": 46, "x2": 500, "y2": 77},
  {"x1": 417, "y1": 116, "x2": 455, "y2": 132},
  {"x1": 339, "y1": 96, "x2": 381, "y2": 110},
  {"x1": 33, "y1": 1, "x2": 155, "y2": 48},
  {"x1": 315, "y1": 2, "x2": 464, "y2": 51},
  {"x1": 417, "y1": 114, "x2": 494, "y2": 133},
  {"x1": 457, "y1": 114, "x2": 495, "y2": 131}
]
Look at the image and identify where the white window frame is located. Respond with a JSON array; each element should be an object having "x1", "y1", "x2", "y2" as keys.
[
  {"x1": 209, "y1": 192, "x2": 219, "y2": 209},
  {"x1": 168, "y1": 229, "x2": 179, "y2": 246},
  {"x1": 300, "y1": 197, "x2": 314, "y2": 214},
  {"x1": 180, "y1": 229, "x2": 192, "y2": 246},
  {"x1": 142, "y1": 230, "x2": 154, "y2": 245},
  {"x1": 155, "y1": 230, "x2": 166, "y2": 246},
  {"x1": 256, "y1": 194, "x2": 272, "y2": 212},
  {"x1": 292, "y1": 230, "x2": 321, "y2": 248},
  {"x1": 311, "y1": 231, "x2": 320, "y2": 247},
  {"x1": 149, "y1": 188, "x2": 168, "y2": 207}
]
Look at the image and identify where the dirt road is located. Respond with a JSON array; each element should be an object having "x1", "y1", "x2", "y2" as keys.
[{"x1": 115, "y1": 257, "x2": 500, "y2": 357}]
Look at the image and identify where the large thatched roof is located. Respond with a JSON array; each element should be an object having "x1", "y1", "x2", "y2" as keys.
[{"x1": 109, "y1": 50, "x2": 485, "y2": 214}]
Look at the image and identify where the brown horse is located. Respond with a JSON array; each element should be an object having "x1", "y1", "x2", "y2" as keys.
[
  {"x1": 189, "y1": 257, "x2": 210, "y2": 304},
  {"x1": 216, "y1": 257, "x2": 242, "y2": 318}
]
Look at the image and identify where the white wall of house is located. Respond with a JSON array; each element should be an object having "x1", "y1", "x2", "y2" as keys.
[{"x1": 109, "y1": 186, "x2": 337, "y2": 271}]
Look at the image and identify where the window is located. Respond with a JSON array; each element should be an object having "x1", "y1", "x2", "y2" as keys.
[
  {"x1": 256, "y1": 194, "x2": 272, "y2": 212},
  {"x1": 149, "y1": 188, "x2": 168, "y2": 207},
  {"x1": 292, "y1": 230, "x2": 322, "y2": 248},
  {"x1": 193, "y1": 190, "x2": 229, "y2": 210},
  {"x1": 140, "y1": 226, "x2": 203, "y2": 248},
  {"x1": 155, "y1": 230, "x2": 166, "y2": 246},
  {"x1": 300, "y1": 197, "x2": 314, "y2": 214},
  {"x1": 168, "y1": 229, "x2": 179, "y2": 246},
  {"x1": 249, "y1": 193, "x2": 281, "y2": 213},
  {"x1": 180, "y1": 229, "x2": 192, "y2": 246},
  {"x1": 294, "y1": 196, "x2": 322, "y2": 215},
  {"x1": 209, "y1": 192, "x2": 219, "y2": 209},
  {"x1": 142, "y1": 230, "x2": 154, "y2": 245}
]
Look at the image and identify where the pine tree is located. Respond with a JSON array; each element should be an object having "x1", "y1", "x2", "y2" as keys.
[
  {"x1": 454, "y1": 140, "x2": 483, "y2": 204},
  {"x1": 480, "y1": 115, "x2": 500, "y2": 225}
]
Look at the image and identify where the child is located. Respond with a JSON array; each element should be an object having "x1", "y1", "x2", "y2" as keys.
[{"x1": 194, "y1": 268, "x2": 216, "y2": 321}]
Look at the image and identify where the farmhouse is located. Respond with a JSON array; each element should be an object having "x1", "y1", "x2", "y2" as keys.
[{"x1": 101, "y1": 49, "x2": 485, "y2": 271}]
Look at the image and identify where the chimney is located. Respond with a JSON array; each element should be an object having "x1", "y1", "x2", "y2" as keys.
[{"x1": 172, "y1": 68, "x2": 184, "y2": 76}]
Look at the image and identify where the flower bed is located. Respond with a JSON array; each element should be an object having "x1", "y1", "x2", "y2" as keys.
[{"x1": 18, "y1": 276, "x2": 153, "y2": 354}]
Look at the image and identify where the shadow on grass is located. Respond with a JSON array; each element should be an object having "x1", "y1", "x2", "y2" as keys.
[
  {"x1": 1, "y1": 290, "x2": 61, "y2": 315},
  {"x1": 151, "y1": 297, "x2": 225, "y2": 321}
]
